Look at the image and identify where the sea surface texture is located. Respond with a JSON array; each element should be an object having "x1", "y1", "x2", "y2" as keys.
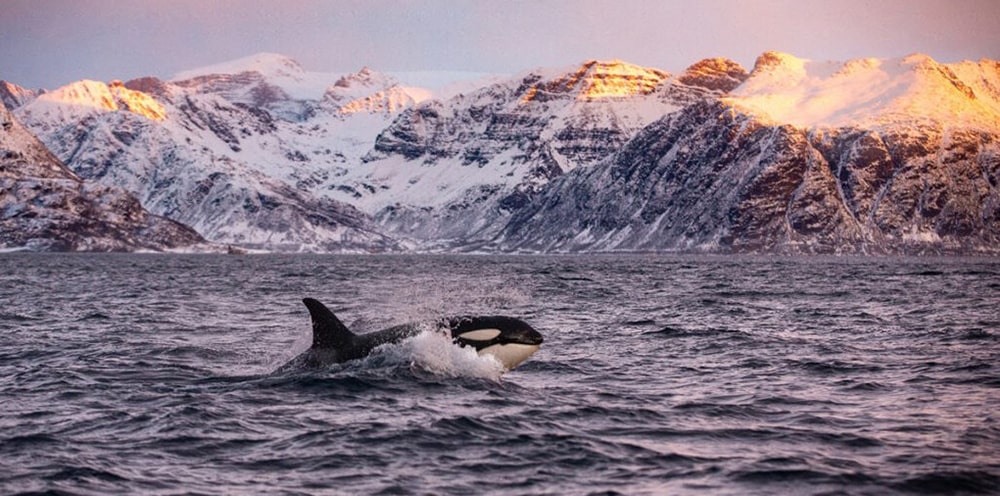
[{"x1": 1, "y1": 254, "x2": 998, "y2": 495}]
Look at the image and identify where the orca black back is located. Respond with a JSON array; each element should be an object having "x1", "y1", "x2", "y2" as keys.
[{"x1": 285, "y1": 298, "x2": 542, "y2": 371}]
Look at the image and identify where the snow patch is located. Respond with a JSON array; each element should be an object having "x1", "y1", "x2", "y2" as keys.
[{"x1": 725, "y1": 53, "x2": 1000, "y2": 130}]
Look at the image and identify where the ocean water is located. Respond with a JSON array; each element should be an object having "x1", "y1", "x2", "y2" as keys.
[{"x1": 1, "y1": 253, "x2": 998, "y2": 495}]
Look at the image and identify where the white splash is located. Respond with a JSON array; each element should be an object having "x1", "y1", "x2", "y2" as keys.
[{"x1": 382, "y1": 329, "x2": 506, "y2": 381}]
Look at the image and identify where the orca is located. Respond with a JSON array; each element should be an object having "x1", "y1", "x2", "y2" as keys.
[{"x1": 284, "y1": 298, "x2": 543, "y2": 371}]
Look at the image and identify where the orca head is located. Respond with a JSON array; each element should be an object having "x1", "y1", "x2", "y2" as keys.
[{"x1": 448, "y1": 316, "x2": 543, "y2": 370}]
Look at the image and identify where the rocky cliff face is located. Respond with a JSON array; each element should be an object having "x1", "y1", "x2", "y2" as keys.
[
  {"x1": 676, "y1": 58, "x2": 749, "y2": 93},
  {"x1": 495, "y1": 54, "x2": 1000, "y2": 255},
  {"x1": 347, "y1": 60, "x2": 722, "y2": 245},
  {"x1": 369, "y1": 60, "x2": 685, "y2": 173},
  {"x1": 0, "y1": 101, "x2": 204, "y2": 251}
]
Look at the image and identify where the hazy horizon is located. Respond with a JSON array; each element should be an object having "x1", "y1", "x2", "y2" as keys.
[{"x1": 2, "y1": 0, "x2": 999, "y2": 89}]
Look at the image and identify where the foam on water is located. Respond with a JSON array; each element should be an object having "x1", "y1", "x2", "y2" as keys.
[
  {"x1": 314, "y1": 327, "x2": 508, "y2": 381},
  {"x1": 397, "y1": 329, "x2": 507, "y2": 380}
]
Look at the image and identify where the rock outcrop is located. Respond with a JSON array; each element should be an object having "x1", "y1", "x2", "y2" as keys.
[
  {"x1": 1, "y1": 100, "x2": 204, "y2": 251},
  {"x1": 495, "y1": 54, "x2": 1000, "y2": 255}
]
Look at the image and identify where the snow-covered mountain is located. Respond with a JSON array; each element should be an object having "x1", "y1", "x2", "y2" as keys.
[
  {"x1": 14, "y1": 59, "x2": 414, "y2": 252},
  {"x1": 170, "y1": 53, "x2": 494, "y2": 121},
  {"x1": 4, "y1": 51, "x2": 998, "y2": 254},
  {"x1": 724, "y1": 52, "x2": 1000, "y2": 130},
  {"x1": 495, "y1": 53, "x2": 1000, "y2": 254},
  {"x1": 9, "y1": 54, "x2": 723, "y2": 251},
  {"x1": 10, "y1": 53, "x2": 518, "y2": 252},
  {"x1": 0, "y1": 99, "x2": 203, "y2": 251},
  {"x1": 333, "y1": 59, "x2": 740, "y2": 246},
  {"x1": 0, "y1": 81, "x2": 44, "y2": 111}
]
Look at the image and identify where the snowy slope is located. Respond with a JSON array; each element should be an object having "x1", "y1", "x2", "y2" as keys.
[
  {"x1": 0, "y1": 81, "x2": 44, "y2": 110},
  {"x1": 496, "y1": 53, "x2": 1000, "y2": 255},
  {"x1": 331, "y1": 59, "x2": 720, "y2": 245},
  {"x1": 15, "y1": 54, "x2": 716, "y2": 251},
  {"x1": 27, "y1": 79, "x2": 167, "y2": 123},
  {"x1": 15, "y1": 66, "x2": 405, "y2": 251},
  {"x1": 1, "y1": 100, "x2": 203, "y2": 251},
  {"x1": 12, "y1": 53, "x2": 510, "y2": 251},
  {"x1": 725, "y1": 52, "x2": 1000, "y2": 130},
  {"x1": 173, "y1": 52, "x2": 500, "y2": 106},
  {"x1": 6, "y1": 51, "x2": 997, "y2": 254},
  {"x1": 173, "y1": 53, "x2": 333, "y2": 101}
]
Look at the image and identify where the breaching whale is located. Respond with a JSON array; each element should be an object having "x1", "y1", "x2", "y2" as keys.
[{"x1": 285, "y1": 298, "x2": 543, "y2": 371}]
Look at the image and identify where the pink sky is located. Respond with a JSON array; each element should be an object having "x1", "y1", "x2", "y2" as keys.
[{"x1": 2, "y1": 0, "x2": 998, "y2": 89}]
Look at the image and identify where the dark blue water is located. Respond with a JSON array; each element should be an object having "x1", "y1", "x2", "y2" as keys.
[{"x1": 1, "y1": 254, "x2": 998, "y2": 495}]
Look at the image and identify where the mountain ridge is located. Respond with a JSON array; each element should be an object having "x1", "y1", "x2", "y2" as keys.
[
  {"x1": 3, "y1": 51, "x2": 997, "y2": 254},
  {"x1": 1, "y1": 99, "x2": 204, "y2": 252}
]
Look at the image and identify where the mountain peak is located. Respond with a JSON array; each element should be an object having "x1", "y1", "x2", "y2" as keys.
[
  {"x1": 726, "y1": 53, "x2": 1000, "y2": 129},
  {"x1": 749, "y1": 51, "x2": 808, "y2": 76},
  {"x1": 901, "y1": 52, "x2": 937, "y2": 68},
  {"x1": 123, "y1": 77, "x2": 170, "y2": 98},
  {"x1": 1, "y1": 81, "x2": 43, "y2": 110},
  {"x1": 33, "y1": 80, "x2": 167, "y2": 121},
  {"x1": 173, "y1": 52, "x2": 305, "y2": 81},
  {"x1": 677, "y1": 58, "x2": 749, "y2": 92},
  {"x1": 521, "y1": 60, "x2": 669, "y2": 102},
  {"x1": 333, "y1": 86, "x2": 419, "y2": 115},
  {"x1": 331, "y1": 67, "x2": 396, "y2": 91},
  {"x1": 322, "y1": 68, "x2": 422, "y2": 115}
]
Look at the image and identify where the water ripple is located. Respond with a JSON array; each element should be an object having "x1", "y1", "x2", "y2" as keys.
[{"x1": 0, "y1": 253, "x2": 997, "y2": 494}]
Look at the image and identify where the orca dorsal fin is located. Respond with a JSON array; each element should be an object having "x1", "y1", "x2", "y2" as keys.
[{"x1": 302, "y1": 298, "x2": 355, "y2": 349}]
